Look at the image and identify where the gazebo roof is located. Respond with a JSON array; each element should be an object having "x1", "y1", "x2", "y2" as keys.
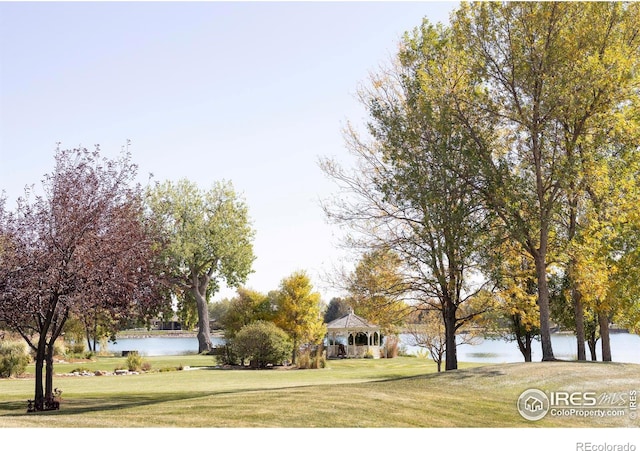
[{"x1": 326, "y1": 310, "x2": 379, "y2": 331}]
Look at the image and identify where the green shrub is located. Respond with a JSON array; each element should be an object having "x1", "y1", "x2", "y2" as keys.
[
  {"x1": 215, "y1": 344, "x2": 240, "y2": 366},
  {"x1": 53, "y1": 341, "x2": 66, "y2": 357},
  {"x1": 232, "y1": 321, "x2": 293, "y2": 368},
  {"x1": 126, "y1": 352, "x2": 143, "y2": 371},
  {"x1": 66, "y1": 342, "x2": 86, "y2": 356},
  {"x1": 0, "y1": 341, "x2": 31, "y2": 378}
]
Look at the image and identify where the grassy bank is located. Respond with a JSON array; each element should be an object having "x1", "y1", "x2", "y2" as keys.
[{"x1": 1, "y1": 356, "x2": 638, "y2": 427}]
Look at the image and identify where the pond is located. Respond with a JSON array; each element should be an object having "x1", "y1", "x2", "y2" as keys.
[
  {"x1": 98, "y1": 336, "x2": 225, "y2": 356},
  {"x1": 99, "y1": 332, "x2": 640, "y2": 364},
  {"x1": 402, "y1": 332, "x2": 640, "y2": 364}
]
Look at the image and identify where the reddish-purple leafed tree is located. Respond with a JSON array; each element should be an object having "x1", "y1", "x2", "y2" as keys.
[{"x1": 0, "y1": 146, "x2": 168, "y2": 411}]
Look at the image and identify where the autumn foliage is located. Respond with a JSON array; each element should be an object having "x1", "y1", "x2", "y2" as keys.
[{"x1": 0, "y1": 147, "x2": 167, "y2": 410}]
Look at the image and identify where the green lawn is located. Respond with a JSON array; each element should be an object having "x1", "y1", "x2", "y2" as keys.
[{"x1": 1, "y1": 356, "x2": 639, "y2": 428}]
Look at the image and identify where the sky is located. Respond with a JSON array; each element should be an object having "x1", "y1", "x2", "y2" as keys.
[{"x1": 0, "y1": 1, "x2": 459, "y2": 302}]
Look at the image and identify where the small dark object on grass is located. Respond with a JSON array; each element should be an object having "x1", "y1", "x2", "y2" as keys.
[{"x1": 27, "y1": 388, "x2": 62, "y2": 413}]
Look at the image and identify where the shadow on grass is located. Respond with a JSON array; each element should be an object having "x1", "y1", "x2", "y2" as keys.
[
  {"x1": 365, "y1": 365, "x2": 507, "y2": 384},
  {"x1": 0, "y1": 365, "x2": 510, "y2": 419},
  {"x1": 0, "y1": 391, "x2": 218, "y2": 418},
  {"x1": 2, "y1": 382, "x2": 356, "y2": 418},
  {"x1": 437, "y1": 366, "x2": 507, "y2": 379}
]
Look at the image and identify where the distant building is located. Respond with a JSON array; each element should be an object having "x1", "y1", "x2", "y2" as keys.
[{"x1": 151, "y1": 315, "x2": 182, "y2": 331}]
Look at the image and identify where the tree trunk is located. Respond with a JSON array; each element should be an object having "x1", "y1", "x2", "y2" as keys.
[
  {"x1": 33, "y1": 344, "x2": 46, "y2": 411},
  {"x1": 572, "y1": 288, "x2": 586, "y2": 361},
  {"x1": 86, "y1": 329, "x2": 93, "y2": 352},
  {"x1": 524, "y1": 333, "x2": 532, "y2": 363},
  {"x1": 85, "y1": 319, "x2": 96, "y2": 352},
  {"x1": 512, "y1": 314, "x2": 532, "y2": 362},
  {"x1": 45, "y1": 342, "x2": 55, "y2": 402},
  {"x1": 193, "y1": 285, "x2": 212, "y2": 353},
  {"x1": 516, "y1": 330, "x2": 533, "y2": 362},
  {"x1": 443, "y1": 301, "x2": 458, "y2": 371},
  {"x1": 598, "y1": 311, "x2": 612, "y2": 362},
  {"x1": 588, "y1": 337, "x2": 598, "y2": 361},
  {"x1": 534, "y1": 253, "x2": 555, "y2": 361},
  {"x1": 292, "y1": 338, "x2": 298, "y2": 365},
  {"x1": 568, "y1": 195, "x2": 586, "y2": 361}
]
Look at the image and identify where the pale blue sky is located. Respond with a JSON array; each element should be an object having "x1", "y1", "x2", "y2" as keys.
[{"x1": 0, "y1": 1, "x2": 458, "y2": 301}]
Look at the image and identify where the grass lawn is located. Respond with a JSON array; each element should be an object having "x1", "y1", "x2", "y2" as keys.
[{"x1": 1, "y1": 356, "x2": 639, "y2": 428}]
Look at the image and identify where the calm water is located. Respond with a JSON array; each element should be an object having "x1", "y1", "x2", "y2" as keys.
[
  {"x1": 403, "y1": 332, "x2": 640, "y2": 364},
  {"x1": 100, "y1": 332, "x2": 640, "y2": 364},
  {"x1": 99, "y1": 336, "x2": 225, "y2": 356}
]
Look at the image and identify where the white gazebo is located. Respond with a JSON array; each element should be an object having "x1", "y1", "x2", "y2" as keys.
[{"x1": 325, "y1": 309, "x2": 382, "y2": 359}]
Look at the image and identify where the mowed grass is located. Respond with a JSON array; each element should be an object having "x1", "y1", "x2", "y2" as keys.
[{"x1": 1, "y1": 356, "x2": 639, "y2": 427}]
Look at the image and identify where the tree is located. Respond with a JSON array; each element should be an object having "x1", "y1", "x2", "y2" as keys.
[
  {"x1": 405, "y1": 309, "x2": 447, "y2": 372},
  {"x1": 485, "y1": 280, "x2": 540, "y2": 364},
  {"x1": 451, "y1": 1, "x2": 640, "y2": 361},
  {"x1": 272, "y1": 271, "x2": 326, "y2": 365},
  {"x1": 232, "y1": 321, "x2": 293, "y2": 368},
  {"x1": 220, "y1": 287, "x2": 274, "y2": 339},
  {"x1": 546, "y1": 2, "x2": 640, "y2": 362},
  {"x1": 146, "y1": 179, "x2": 255, "y2": 353},
  {"x1": 344, "y1": 249, "x2": 408, "y2": 335},
  {"x1": 608, "y1": 152, "x2": 640, "y2": 337},
  {"x1": 209, "y1": 297, "x2": 232, "y2": 331},
  {"x1": 549, "y1": 273, "x2": 600, "y2": 361},
  {"x1": 548, "y1": 88, "x2": 640, "y2": 362},
  {"x1": 481, "y1": 235, "x2": 540, "y2": 362},
  {"x1": 0, "y1": 146, "x2": 166, "y2": 410},
  {"x1": 406, "y1": 307, "x2": 478, "y2": 371},
  {"x1": 72, "y1": 305, "x2": 130, "y2": 352},
  {"x1": 569, "y1": 146, "x2": 640, "y2": 362},
  {"x1": 323, "y1": 297, "x2": 351, "y2": 324},
  {"x1": 320, "y1": 20, "x2": 491, "y2": 370}
]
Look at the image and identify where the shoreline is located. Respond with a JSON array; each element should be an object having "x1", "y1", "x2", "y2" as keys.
[{"x1": 115, "y1": 330, "x2": 224, "y2": 339}]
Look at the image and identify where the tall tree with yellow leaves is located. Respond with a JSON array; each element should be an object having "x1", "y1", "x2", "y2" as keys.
[
  {"x1": 345, "y1": 249, "x2": 409, "y2": 335},
  {"x1": 273, "y1": 271, "x2": 326, "y2": 365},
  {"x1": 452, "y1": 2, "x2": 640, "y2": 361}
]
